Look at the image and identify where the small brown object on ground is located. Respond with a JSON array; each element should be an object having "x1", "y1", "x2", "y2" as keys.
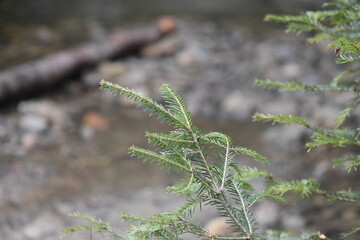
[{"x1": 82, "y1": 112, "x2": 109, "y2": 130}]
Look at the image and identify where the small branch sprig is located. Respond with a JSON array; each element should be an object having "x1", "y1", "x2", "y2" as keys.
[
  {"x1": 64, "y1": 80, "x2": 271, "y2": 240},
  {"x1": 258, "y1": 0, "x2": 360, "y2": 238}
]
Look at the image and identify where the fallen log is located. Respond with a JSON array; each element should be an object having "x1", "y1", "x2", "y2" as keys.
[{"x1": 0, "y1": 17, "x2": 176, "y2": 105}]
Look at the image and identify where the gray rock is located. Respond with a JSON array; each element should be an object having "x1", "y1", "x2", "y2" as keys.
[
  {"x1": 280, "y1": 62, "x2": 301, "y2": 79},
  {"x1": 80, "y1": 125, "x2": 95, "y2": 141},
  {"x1": 98, "y1": 61, "x2": 126, "y2": 81},
  {"x1": 258, "y1": 98, "x2": 298, "y2": 116},
  {"x1": 313, "y1": 160, "x2": 331, "y2": 179},
  {"x1": 18, "y1": 114, "x2": 48, "y2": 133},
  {"x1": 141, "y1": 37, "x2": 180, "y2": 58},
  {"x1": 18, "y1": 101, "x2": 67, "y2": 127},
  {"x1": 35, "y1": 26, "x2": 55, "y2": 44},
  {"x1": 120, "y1": 63, "x2": 151, "y2": 87},
  {"x1": 263, "y1": 124, "x2": 305, "y2": 153},
  {"x1": 255, "y1": 201, "x2": 279, "y2": 230},
  {"x1": 281, "y1": 212, "x2": 305, "y2": 232},
  {"x1": 82, "y1": 71, "x2": 101, "y2": 87},
  {"x1": 205, "y1": 217, "x2": 233, "y2": 235},
  {"x1": 220, "y1": 90, "x2": 260, "y2": 120},
  {"x1": 23, "y1": 213, "x2": 61, "y2": 239},
  {"x1": 21, "y1": 133, "x2": 39, "y2": 149},
  {"x1": 177, "y1": 44, "x2": 208, "y2": 67},
  {"x1": 312, "y1": 105, "x2": 339, "y2": 128}
]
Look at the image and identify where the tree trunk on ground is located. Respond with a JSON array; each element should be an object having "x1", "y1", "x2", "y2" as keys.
[{"x1": 0, "y1": 17, "x2": 176, "y2": 106}]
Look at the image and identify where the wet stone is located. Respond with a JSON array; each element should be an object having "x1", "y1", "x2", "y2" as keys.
[
  {"x1": 18, "y1": 114, "x2": 48, "y2": 133},
  {"x1": 23, "y1": 213, "x2": 62, "y2": 239},
  {"x1": 263, "y1": 124, "x2": 305, "y2": 153},
  {"x1": 281, "y1": 212, "x2": 306, "y2": 232},
  {"x1": 220, "y1": 90, "x2": 260, "y2": 121},
  {"x1": 98, "y1": 61, "x2": 126, "y2": 81},
  {"x1": 255, "y1": 201, "x2": 279, "y2": 231}
]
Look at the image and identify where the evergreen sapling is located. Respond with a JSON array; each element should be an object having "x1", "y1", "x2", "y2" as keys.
[{"x1": 63, "y1": 0, "x2": 360, "y2": 239}]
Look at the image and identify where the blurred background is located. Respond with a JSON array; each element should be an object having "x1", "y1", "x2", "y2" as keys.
[{"x1": 0, "y1": 0, "x2": 359, "y2": 239}]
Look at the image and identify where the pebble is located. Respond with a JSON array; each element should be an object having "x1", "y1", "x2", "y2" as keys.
[
  {"x1": 280, "y1": 62, "x2": 301, "y2": 79},
  {"x1": 21, "y1": 133, "x2": 39, "y2": 149},
  {"x1": 281, "y1": 212, "x2": 305, "y2": 232},
  {"x1": 18, "y1": 114, "x2": 48, "y2": 133},
  {"x1": 255, "y1": 201, "x2": 279, "y2": 230},
  {"x1": 13, "y1": 100, "x2": 69, "y2": 151},
  {"x1": 23, "y1": 213, "x2": 61, "y2": 239},
  {"x1": 312, "y1": 105, "x2": 339, "y2": 128},
  {"x1": 141, "y1": 37, "x2": 180, "y2": 58},
  {"x1": 35, "y1": 26, "x2": 55, "y2": 44},
  {"x1": 18, "y1": 101, "x2": 67, "y2": 127},
  {"x1": 313, "y1": 160, "x2": 331, "y2": 179},
  {"x1": 205, "y1": 217, "x2": 233, "y2": 235},
  {"x1": 263, "y1": 124, "x2": 305, "y2": 153},
  {"x1": 220, "y1": 90, "x2": 259, "y2": 121},
  {"x1": 342, "y1": 208, "x2": 358, "y2": 223},
  {"x1": 98, "y1": 62, "x2": 126, "y2": 81},
  {"x1": 119, "y1": 66, "x2": 148, "y2": 86},
  {"x1": 177, "y1": 50, "x2": 195, "y2": 66},
  {"x1": 81, "y1": 71, "x2": 101, "y2": 87},
  {"x1": 177, "y1": 45, "x2": 207, "y2": 66},
  {"x1": 82, "y1": 112, "x2": 109, "y2": 130},
  {"x1": 258, "y1": 98, "x2": 298, "y2": 115},
  {"x1": 80, "y1": 125, "x2": 94, "y2": 142}
]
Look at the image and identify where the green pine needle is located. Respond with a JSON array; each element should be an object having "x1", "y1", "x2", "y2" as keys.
[
  {"x1": 267, "y1": 179, "x2": 320, "y2": 198},
  {"x1": 253, "y1": 113, "x2": 310, "y2": 128},
  {"x1": 333, "y1": 155, "x2": 360, "y2": 171}
]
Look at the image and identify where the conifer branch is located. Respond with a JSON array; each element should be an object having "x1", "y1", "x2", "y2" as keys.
[
  {"x1": 335, "y1": 96, "x2": 360, "y2": 127},
  {"x1": 161, "y1": 84, "x2": 194, "y2": 131},
  {"x1": 179, "y1": 218, "x2": 251, "y2": 240},
  {"x1": 331, "y1": 67, "x2": 360, "y2": 85},
  {"x1": 265, "y1": 176, "x2": 360, "y2": 203},
  {"x1": 65, "y1": 1, "x2": 360, "y2": 239},
  {"x1": 146, "y1": 132, "x2": 194, "y2": 147},
  {"x1": 254, "y1": 113, "x2": 360, "y2": 150},
  {"x1": 341, "y1": 226, "x2": 360, "y2": 239},
  {"x1": 168, "y1": 176, "x2": 193, "y2": 196},
  {"x1": 253, "y1": 113, "x2": 310, "y2": 128},
  {"x1": 255, "y1": 79, "x2": 358, "y2": 92},
  {"x1": 99, "y1": 82, "x2": 263, "y2": 239},
  {"x1": 336, "y1": 54, "x2": 360, "y2": 64},
  {"x1": 193, "y1": 136, "x2": 220, "y2": 193},
  {"x1": 265, "y1": 230, "x2": 324, "y2": 240},
  {"x1": 221, "y1": 137, "x2": 231, "y2": 190},
  {"x1": 232, "y1": 166, "x2": 273, "y2": 180},
  {"x1": 333, "y1": 155, "x2": 360, "y2": 171},
  {"x1": 61, "y1": 212, "x2": 124, "y2": 239},
  {"x1": 217, "y1": 192, "x2": 249, "y2": 237},
  {"x1": 232, "y1": 180, "x2": 253, "y2": 236},
  {"x1": 202, "y1": 132, "x2": 269, "y2": 165},
  {"x1": 176, "y1": 196, "x2": 208, "y2": 218},
  {"x1": 100, "y1": 80, "x2": 190, "y2": 131},
  {"x1": 306, "y1": 128, "x2": 360, "y2": 149},
  {"x1": 129, "y1": 145, "x2": 192, "y2": 173},
  {"x1": 231, "y1": 147, "x2": 269, "y2": 165},
  {"x1": 315, "y1": 189, "x2": 360, "y2": 203},
  {"x1": 267, "y1": 179, "x2": 320, "y2": 198}
]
